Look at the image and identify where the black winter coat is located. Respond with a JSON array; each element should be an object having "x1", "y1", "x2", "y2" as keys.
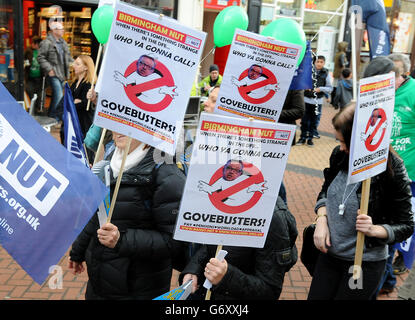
[
  {"x1": 179, "y1": 197, "x2": 298, "y2": 300},
  {"x1": 70, "y1": 148, "x2": 186, "y2": 299},
  {"x1": 317, "y1": 146, "x2": 414, "y2": 248},
  {"x1": 279, "y1": 89, "x2": 305, "y2": 125},
  {"x1": 304, "y1": 67, "x2": 329, "y2": 99},
  {"x1": 70, "y1": 80, "x2": 94, "y2": 137}
]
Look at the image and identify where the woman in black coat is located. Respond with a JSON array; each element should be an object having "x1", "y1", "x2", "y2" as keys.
[
  {"x1": 308, "y1": 103, "x2": 414, "y2": 300},
  {"x1": 60, "y1": 55, "x2": 96, "y2": 162},
  {"x1": 68, "y1": 132, "x2": 186, "y2": 299},
  {"x1": 179, "y1": 197, "x2": 298, "y2": 300},
  {"x1": 69, "y1": 55, "x2": 96, "y2": 137}
]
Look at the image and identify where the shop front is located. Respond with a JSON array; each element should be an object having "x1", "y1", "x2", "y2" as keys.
[
  {"x1": 260, "y1": 0, "x2": 348, "y2": 72},
  {"x1": 0, "y1": 0, "x2": 179, "y2": 104},
  {"x1": 260, "y1": 0, "x2": 415, "y2": 75},
  {"x1": 0, "y1": 0, "x2": 24, "y2": 101},
  {"x1": 388, "y1": 0, "x2": 415, "y2": 69}
]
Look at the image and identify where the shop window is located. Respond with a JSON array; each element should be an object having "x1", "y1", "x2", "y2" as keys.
[
  {"x1": 0, "y1": 0, "x2": 19, "y2": 98},
  {"x1": 260, "y1": 0, "x2": 302, "y2": 32},
  {"x1": 392, "y1": 0, "x2": 415, "y2": 54},
  {"x1": 303, "y1": 12, "x2": 341, "y2": 39},
  {"x1": 121, "y1": 0, "x2": 176, "y2": 18},
  {"x1": 304, "y1": 0, "x2": 343, "y2": 12}
]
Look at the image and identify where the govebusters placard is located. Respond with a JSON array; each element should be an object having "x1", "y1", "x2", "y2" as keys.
[
  {"x1": 94, "y1": 2, "x2": 206, "y2": 155},
  {"x1": 348, "y1": 73, "x2": 395, "y2": 184},
  {"x1": 173, "y1": 113, "x2": 295, "y2": 248},
  {"x1": 214, "y1": 29, "x2": 301, "y2": 122}
]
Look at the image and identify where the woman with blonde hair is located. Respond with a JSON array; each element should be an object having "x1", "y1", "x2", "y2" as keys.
[
  {"x1": 60, "y1": 55, "x2": 96, "y2": 162},
  {"x1": 69, "y1": 54, "x2": 96, "y2": 136}
]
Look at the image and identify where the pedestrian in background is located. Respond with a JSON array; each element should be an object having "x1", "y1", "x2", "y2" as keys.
[
  {"x1": 333, "y1": 41, "x2": 349, "y2": 87},
  {"x1": 199, "y1": 64, "x2": 222, "y2": 97},
  {"x1": 297, "y1": 55, "x2": 332, "y2": 146},
  {"x1": 24, "y1": 35, "x2": 42, "y2": 113},
  {"x1": 38, "y1": 21, "x2": 73, "y2": 122},
  {"x1": 331, "y1": 68, "x2": 353, "y2": 110}
]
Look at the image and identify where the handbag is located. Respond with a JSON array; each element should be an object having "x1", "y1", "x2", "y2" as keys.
[{"x1": 300, "y1": 222, "x2": 320, "y2": 277}]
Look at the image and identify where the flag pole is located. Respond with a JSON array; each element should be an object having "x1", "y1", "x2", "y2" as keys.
[
  {"x1": 106, "y1": 136, "x2": 132, "y2": 223},
  {"x1": 351, "y1": 10, "x2": 358, "y2": 102},
  {"x1": 86, "y1": 44, "x2": 103, "y2": 111},
  {"x1": 83, "y1": 143, "x2": 90, "y2": 166},
  {"x1": 93, "y1": 128, "x2": 108, "y2": 166}
]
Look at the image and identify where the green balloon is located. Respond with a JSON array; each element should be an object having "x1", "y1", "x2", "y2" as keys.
[
  {"x1": 213, "y1": 6, "x2": 249, "y2": 48},
  {"x1": 261, "y1": 18, "x2": 306, "y2": 66},
  {"x1": 91, "y1": 5, "x2": 114, "y2": 44}
]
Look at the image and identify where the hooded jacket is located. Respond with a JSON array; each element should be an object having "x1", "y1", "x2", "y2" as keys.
[{"x1": 332, "y1": 79, "x2": 353, "y2": 109}]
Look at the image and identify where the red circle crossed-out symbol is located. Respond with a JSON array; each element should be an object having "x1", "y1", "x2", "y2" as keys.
[
  {"x1": 123, "y1": 59, "x2": 175, "y2": 112},
  {"x1": 208, "y1": 162, "x2": 265, "y2": 214},
  {"x1": 237, "y1": 67, "x2": 277, "y2": 104},
  {"x1": 364, "y1": 108, "x2": 387, "y2": 152}
]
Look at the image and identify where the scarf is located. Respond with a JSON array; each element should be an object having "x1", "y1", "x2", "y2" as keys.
[{"x1": 110, "y1": 143, "x2": 149, "y2": 178}]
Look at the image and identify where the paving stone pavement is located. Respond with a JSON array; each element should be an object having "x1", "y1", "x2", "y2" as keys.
[{"x1": 0, "y1": 103, "x2": 410, "y2": 300}]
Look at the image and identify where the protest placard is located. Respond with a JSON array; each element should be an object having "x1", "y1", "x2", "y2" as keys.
[
  {"x1": 347, "y1": 72, "x2": 395, "y2": 279},
  {"x1": 94, "y1": 1, "x2": 206, "y2": 155},
  {"x1": 0, "y1": 83, "x2": 107, "y2": 284},
  {"x1": 173, "y1": 112, "x2": 295, "y2": 248},
  {"x1": 347, "y1": 73, "x2": 395, "y2": 185},
  {"x1": 214, "y1": 29, "x2": 301, "y2": 122}
]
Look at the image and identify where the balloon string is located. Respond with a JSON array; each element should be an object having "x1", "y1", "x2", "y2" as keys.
[{"x1": 199, "y1": 46, "x2": 216, "y2": 65}]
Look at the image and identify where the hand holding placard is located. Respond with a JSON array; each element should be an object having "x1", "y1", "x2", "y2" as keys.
[{"x1": 204, "y1": 248, "x2": 228, "y2": 300}]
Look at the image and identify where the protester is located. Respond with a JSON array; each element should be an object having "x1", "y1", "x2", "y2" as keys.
[
  {"x1": 361, "y1": 55, "x2": 415, "y2": 297},
  {"x1": 279, "y1": 89, "x2": 305, "y2": 139},
  {"x1": 38, "y1": 21, "x2": 73, "y2": 122},
  {"x1": 198, "y1": 64, "x2": 222, "y2": 97},
  {"x1": 398, "y1": 232, "x2": 415, "y2": 299},
  {"x1": 68, "y1": 132, "x2": 187, "y2": 299},
  {"x1": 278, "y1": 89, "x2": 305, "y2": 203},
  {"x1": 179, "y1": 83, "x2": 298, "y2": 299},
  {"x1": 378, "y1": 53, "x2": 415, "y2": 296},
  {"x1": 24, "y1": 35, "x2": 42, "y2": 113},
  {"x1": 331, "y1": 68, "x2": 353, "y2": 110},
  {"x1": 59, "y1": 55, "x2": 96, "y2": 162},
  {"x1": 308, "y1": 103, "x2": 414, "y2": 300},
  {"x1": 69, "y1": 55, "x2": 96, "y2": 136},
  {"x1": 297, "y1": 55, "x2": 332, "y2": 146},
  {"x1": 201, "y1": 85, "x2": 220, "y2": 113},
  {"x1": 180, "y1": 196, "x2": 297, "y2": 300}
]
